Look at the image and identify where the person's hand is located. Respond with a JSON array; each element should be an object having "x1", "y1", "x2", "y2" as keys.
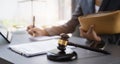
[
  {"x1": 80, "y1": 25, "x2": 101, "y2": 42},
  {"x1": 27, "y1": 25, "x2": 34, "y2": 31},
  {"x1": 27, "y1": 25, "x2": 49, "y2": 37},
  {"x1": 80, "y1": 25, "x2": 102, "y2": 48}
]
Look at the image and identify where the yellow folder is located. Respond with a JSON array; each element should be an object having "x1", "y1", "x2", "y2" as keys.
[{"x1": 78, "y1": 10, "x2": 120, "y2": 34}]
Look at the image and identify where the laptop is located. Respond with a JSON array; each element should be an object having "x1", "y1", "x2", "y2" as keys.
[
  {"x1": 0, "y1": 32, "x2": 10, "y2": 44},
  {"x1": 0, "y1": 32, "x2": 13, "y2": 64}
]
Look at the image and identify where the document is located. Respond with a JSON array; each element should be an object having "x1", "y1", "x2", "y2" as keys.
[
  {"x1": 78, "y1": 10, "x2": 120, "y2": 34},
  {"x1": 29, "y1": 36, "x2": 60, "y2": 41},
  {"x1": 9, "y1": 39, "x2": 58, "y2": 57}
]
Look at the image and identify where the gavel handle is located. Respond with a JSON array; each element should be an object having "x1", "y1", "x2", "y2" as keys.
[{"x1": 68, "y1": 42, "x2": 110, "y2": 55}]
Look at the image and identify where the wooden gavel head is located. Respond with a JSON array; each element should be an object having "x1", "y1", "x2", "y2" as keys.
[{"x1": 57, "y1": 33, "x2": 69, "y2": 51}]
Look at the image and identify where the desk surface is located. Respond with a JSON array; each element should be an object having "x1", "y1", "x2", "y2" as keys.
[{"x1": 0, "y1": 31, "x2": 120, "y2": 64}]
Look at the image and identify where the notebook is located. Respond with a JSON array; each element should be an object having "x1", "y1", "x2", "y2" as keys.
[{"x1": 9, "y1": 39, "x2": 58, "y2": 57}]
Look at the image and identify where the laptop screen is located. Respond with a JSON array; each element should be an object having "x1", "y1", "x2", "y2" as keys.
[{"x1": 0, "y1": 32, "x2": 10, "y2": 45}]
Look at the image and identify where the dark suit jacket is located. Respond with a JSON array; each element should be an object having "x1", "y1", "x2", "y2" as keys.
[
  {"x1": 100, "y1": 0, "x2": 120, "y2": 11},
  {"x1": 45, "y1": 0, "x2": 120, "y2": 36}
]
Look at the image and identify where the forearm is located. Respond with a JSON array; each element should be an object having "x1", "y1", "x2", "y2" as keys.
[{"x1": 44, "y1": 19, "x2": 77, "y2": 36}]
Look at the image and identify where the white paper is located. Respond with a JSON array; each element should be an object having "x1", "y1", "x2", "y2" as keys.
[{"x1": 29, "y1": 36, "x2": 60, "y2": 41}]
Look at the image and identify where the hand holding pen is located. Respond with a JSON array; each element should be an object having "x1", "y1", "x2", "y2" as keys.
[
  {"x1": 27, "y1": 16, "x2": 36, "y2": 36},
  {"x1": 27, "y1": 16, "x2": 49, "y2": 37},
  {"x1": 27, "y1": 27, "x2": 49, "y2": 37}
]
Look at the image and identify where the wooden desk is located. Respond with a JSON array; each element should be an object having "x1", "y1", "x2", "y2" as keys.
[{"x1": 0, "y1": 31, "x2": 120, "y2": 64}]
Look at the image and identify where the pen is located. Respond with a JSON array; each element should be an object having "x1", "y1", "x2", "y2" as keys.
[
  {"x1": 33, "y1": 16, "x2": 35, "y2": 27},
  {"x1": 32, "y1": 16, "x2": 35, "y2": 37}
]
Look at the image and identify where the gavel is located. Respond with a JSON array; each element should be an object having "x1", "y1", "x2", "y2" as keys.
[{"x1": 47, "y1": 33, "x2": 110, "y2": 61}]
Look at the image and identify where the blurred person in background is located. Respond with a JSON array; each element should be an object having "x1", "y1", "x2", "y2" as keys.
[{"x1": 27, "y1": 0, "x2": 120, "y2": 48}]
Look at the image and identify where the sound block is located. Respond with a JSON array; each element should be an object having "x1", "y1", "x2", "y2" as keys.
[{"x1": 47, "y1": 48, "x2": 77, "y2": 61}]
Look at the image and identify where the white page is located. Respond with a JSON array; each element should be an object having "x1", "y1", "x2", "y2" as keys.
[
  {"x1": 9, "y1": 39, "x2": 58, "y2": 57},
  {"x1": 29, "y1": 36, "x2": 60, "y2": 41}
]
